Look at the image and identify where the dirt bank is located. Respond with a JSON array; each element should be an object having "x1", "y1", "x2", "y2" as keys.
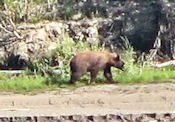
[{"x1": 0, "y1": 83, "x2": 175, "y2": 121}]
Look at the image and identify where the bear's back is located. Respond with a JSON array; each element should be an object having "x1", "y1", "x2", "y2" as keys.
[{"x1": 71, "y1": 51, "x2": 115, "y2": 68}]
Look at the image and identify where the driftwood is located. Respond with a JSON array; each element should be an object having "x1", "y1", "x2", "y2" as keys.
[
  {"x1": 0, "y1": 70, "x2": 61, "y2": 75},
  {"x1": 151, "y1": 60, "x2": 175, "y2": 68}
]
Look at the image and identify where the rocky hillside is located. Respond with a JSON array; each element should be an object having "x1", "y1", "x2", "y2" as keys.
[{"x1": 0, "y1": 0, "x2": 175, "y2": 69}]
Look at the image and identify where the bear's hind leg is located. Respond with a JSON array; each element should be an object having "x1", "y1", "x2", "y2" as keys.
[
  {"x1": 90, "y1": 70, "x2": 99, "y2": 84},
  {"x1": 70, "y1": 71, "x2": 85, "y2": 84}
]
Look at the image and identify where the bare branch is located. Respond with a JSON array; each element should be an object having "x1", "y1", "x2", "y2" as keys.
[
  {"x1": 9, "y1": 18, "x2": 16, "y2": 30},
  {"x1": 0, "y1": 17, "x2": 22, "y2": 43},
  {"x1": 9, "y1": 18, "x2": 22, "y2": 39},
  {"x1": 0, "y1": 24, "x2": 12, "y2": 34},
  {"x1": 13, "y1": 31, "x2": 22, "y2": 39}
]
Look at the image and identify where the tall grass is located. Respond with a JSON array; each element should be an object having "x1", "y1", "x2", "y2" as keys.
[
  {"x1": 114, "y1": 67, "x2": 175, "y2": 84},
  {"x1": 112, "y1": 37, "x2": 175, "y2": 84}
]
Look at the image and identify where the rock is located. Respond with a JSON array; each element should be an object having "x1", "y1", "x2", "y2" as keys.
[
  {"x1": 0, "y1": 21, "x2": 65, "y2": 69},
  {"x1": 72, "y1": 115, "x2": 85, "y2": 121},
  {"x1": 67, "y1": 19, "x2": 99, "y2": 44},
  {"x1": 45, "y1": 22, "x2": 63, "y2": 37},
  {"x1": 0, "y1": 113, "x2": 175, "y2": 121}
]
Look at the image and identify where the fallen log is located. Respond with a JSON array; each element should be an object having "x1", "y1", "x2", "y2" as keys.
[
  {"x1": 151, "y1": 60, "x2": 175, "y2": 68},
  {"x1": 0, "y1": 70, "x2": 24, "y2": 74},
  {"x1": 0, "y1": 70, "x2": 61, "y2": 75}
]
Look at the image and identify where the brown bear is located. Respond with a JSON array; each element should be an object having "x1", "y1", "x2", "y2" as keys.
[{"x1": 70, "y1": 51, "x2": 124, "y2": 84}]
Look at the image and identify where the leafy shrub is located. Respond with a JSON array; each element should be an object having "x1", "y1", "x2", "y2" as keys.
[{"x1": 1, "y1": 0, "x2": 58, "y2": 22}]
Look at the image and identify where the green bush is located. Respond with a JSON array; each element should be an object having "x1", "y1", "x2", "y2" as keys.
[{"x1": 1, "y1": 0, "x2": 58, "y2": 22}]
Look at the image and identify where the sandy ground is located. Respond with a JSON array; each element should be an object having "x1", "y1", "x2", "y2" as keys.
[{"x1": 0, "y1": 83, "x2": 175, "y2": 117}]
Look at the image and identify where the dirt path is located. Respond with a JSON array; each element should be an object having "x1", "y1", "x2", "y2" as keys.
[{"x1": 0, "y1": 83, "x2": 175, "y2": 117}]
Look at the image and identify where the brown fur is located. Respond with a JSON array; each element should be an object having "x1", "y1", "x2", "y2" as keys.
[{"x1": 70, "y1": 51, "x2": 124, "y2": 84}]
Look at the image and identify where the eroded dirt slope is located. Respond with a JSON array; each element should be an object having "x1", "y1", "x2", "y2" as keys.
[{"x1": 0, "y1": 83, "x2": 175, "y2": 117}]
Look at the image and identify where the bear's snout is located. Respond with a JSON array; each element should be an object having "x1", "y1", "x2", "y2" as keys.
[{"x1": 115, "y1": 61, "x2": 125, "y2": 71}]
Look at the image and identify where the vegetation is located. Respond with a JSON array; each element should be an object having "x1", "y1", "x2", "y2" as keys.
[
  {"x1": 0, "y1": 35, "x2": 174, "y2": 93},
  {"x1": 116, "y1": 67, "x2": 175, "y2": 84},
  {"x1": 0, "y1": 74, "x2": 55, "y2": 93},
  {"x1": 0, "y1": 65, "x2": 175, "y2": 93},
  {"x1": 0, "y1": 0, "x2": 58, "y2": 22}
]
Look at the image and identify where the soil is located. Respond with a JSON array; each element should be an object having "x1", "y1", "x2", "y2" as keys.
[{"x1": 0, "y1": 83, "x2": 175, "y2": 117}]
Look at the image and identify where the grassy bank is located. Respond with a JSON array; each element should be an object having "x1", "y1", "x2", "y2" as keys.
[
  {"x1": 0, "y1": 74, "x2": 57, "y2": 93},
  {"x1": 114, "y1": 67, "x2": 175, "y2": 84},
  {"x1": 0, "y1": 66, "x2": 174, "y2": 93}
]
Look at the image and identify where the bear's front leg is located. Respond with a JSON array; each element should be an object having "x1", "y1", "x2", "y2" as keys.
[{"x1": 104, "y1": 67, "x2": 115, "y2": 83}]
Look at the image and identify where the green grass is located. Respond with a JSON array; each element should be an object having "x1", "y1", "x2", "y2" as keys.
[
  {"x1": 114, "y1": 67, "x2": 175, "y2": 84},
  {"x1": 0, "y1": 66, "x2": 175, "y2": 93},
  {"x1": 0, "y1": 74, "x2": 57, "y2": 93}
]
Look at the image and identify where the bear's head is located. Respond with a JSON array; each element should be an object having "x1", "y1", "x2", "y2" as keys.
[{"x1": 111, "y1": 55, "x2": 125, "y2": 71}]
